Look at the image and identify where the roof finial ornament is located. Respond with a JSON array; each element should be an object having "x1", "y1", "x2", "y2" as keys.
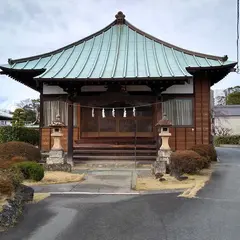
[
  {"x1": 222, "y1": 55, "x2": 228, "y2": 62},
  {"x1": 8, "y1": 58, "x2": 13, "y2": 65},
  {"x1": 115, "y1": 11, "x2": 125, "y2": 24}
]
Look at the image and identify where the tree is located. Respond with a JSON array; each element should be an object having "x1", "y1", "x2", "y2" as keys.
[
  {"x1": 227, "y1": 85, "x2": 240, "y2": 93},
  {"x1": 215, "y1": 95, "x2": 226, "y2": 106},
  {"x1": 17, "y1": 98, "x2": 40, "y2": 124},
  {"x1": 226, "y1": 91, "x2": 240, "y2": 105},
  {"x1": 12, "y1": 108, "x2": 26, "y2": 127},
  {"x1": 213, "y1": 125, "x2": 232, "y2": 136}
]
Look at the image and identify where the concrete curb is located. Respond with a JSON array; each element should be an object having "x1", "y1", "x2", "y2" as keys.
[
  {"x1": 219, "y1": 144, "x2": 240, "y2": 148},
  {"x1": 49, "y1": 192, "x2": 140, "y2": 195},
  {"x1": 73, "y1": 168, "x2": 151, "y2": 172},
  {"x1": 47, "y1": 189, "x2": 184, "y2": 196}
]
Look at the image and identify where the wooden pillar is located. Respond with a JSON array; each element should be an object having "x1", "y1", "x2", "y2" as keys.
[
  {"x1": 39, "y1": 92, "x2": 44, "y2": 150},
  {"x1": 154, "y1": 96, "x2": 162, "y2": 149},
  {"x1": 194, "y1": 76, "x2": 203, "y2": 145},
  {"x1": 202, "y1": 76, "x2": 211, "y2": 145},
  {"x1": 77, "y1": 104, "x2": 81, "y2": 139},
  {"x1": 67, "y1": 101, "x2": 74, "y2": 165},
  {"x1": 194, "y1": 74, "x2": 211, "y2": 145}
]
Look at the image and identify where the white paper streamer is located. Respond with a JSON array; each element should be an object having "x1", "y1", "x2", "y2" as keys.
[
  {"x1": 112, "y1": 108, "x2": 115, "y2": 117},
  {"x1": 92, "y1": 108, "x2": 95, "y2": 117},
  {"x1": 102, "y1": 108, "x2": 105, "y2": 118},
  {"x1": 133, "y1": 107, "x2": 136, "y2": 117},
  {"x1": 123, "y1": 108, "x2": 126, "y2": 118}
]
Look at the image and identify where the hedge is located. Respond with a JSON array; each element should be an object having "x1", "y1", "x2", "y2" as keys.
[
  {"x1": 0, "y1": 141, "x2": 41, "y2": 163},
  {"x1": 0, "y1": 156, "x2": 27, "y2": 169},
  {"x1": 13, "y1": 162, "x2": 44, "y2": 182},
  {"x1": 0, "y1": 126, "x2": 39, "y2": 146},
  {"x1": 0, "y1": 168, "x2": 24, "y2": 196},
  {"x1": 190, "y1": 144, "x2": 217, "y2": 164},
  {"x1": 170, "y1": 150, "x2": 206, "y2": 175},
  {"x1": 214, "y1": 135, "x2": 240, "y2": 146}
]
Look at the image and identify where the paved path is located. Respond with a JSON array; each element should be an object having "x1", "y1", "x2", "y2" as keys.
[
  {"x1": 1, "y1": 148, "x2": 240, "y2": 240},
  {"x1": 32, "y1": 170, "x2": 136, "y2": 193}
]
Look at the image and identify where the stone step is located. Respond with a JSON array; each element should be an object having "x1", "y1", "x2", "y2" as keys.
[
  {"x1": 73, "y1": 160, "x2": 153, "y2": 169},
  {"x1": 73, "y1": 155, "x2": 156, "y2": 160}
]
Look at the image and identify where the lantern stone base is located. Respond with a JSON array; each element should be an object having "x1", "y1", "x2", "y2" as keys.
[
  {"x1": 46, "y1": 149, "x2": 65, "y2": 165},
  {"x1": 152, "y1": 149, "x2": 172, "y2": 175},
  {"x1": 152, "y1": 161, "x2": 167, "y2": 176},
  {"x1": 157, "y1": 149, "x2": 172, "y2": 164},
  {"x1": 43, "y1": 163, "x2": 72, "y2": 172}
]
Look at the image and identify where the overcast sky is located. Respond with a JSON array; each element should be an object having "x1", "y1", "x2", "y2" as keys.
[{"x1": 0, "y1": 0, "x2": 239, "y2": 109}]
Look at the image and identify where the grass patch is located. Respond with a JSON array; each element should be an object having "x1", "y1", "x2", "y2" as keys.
[
  {"x1": 32, "y1": 193, "x2": 50, "y2": 203},
  {"x1": 23, "y1": 171, "x2": 85, "y2": 186},
  {"x1": 0, "y1": 198, "x2": 7, "y2": 212},
  {"x1": 136, "y1": 168, "x2": 213, "y2": 197}
]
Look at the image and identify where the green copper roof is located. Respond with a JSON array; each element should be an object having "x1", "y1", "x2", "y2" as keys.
[
  {"x1": 0, "y1": 110, "x2": 12, "y2": 120},
  {"x1": 1, "y1": 11, "x2": 236, "y2": 80}
]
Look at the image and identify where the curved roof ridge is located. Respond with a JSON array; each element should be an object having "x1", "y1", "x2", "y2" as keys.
[
  {"x1": 125, "y1": 20, "x2": 227, "y2": 62},
  {"x1": 9, "y1": 20, "x2": 117, "y2": 64}
]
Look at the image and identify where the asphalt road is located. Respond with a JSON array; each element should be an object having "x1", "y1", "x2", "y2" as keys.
[{"x1": 1, "y1": 147, "x2": 240, "y2": 240}]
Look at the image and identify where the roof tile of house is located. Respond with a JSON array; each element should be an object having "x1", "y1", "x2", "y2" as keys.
[{"x1": 214, "y1": 105, "x2": 240, "y2": 117}]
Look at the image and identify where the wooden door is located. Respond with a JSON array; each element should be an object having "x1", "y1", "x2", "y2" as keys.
[{"x1": 81, "y1": 106, "x2": 154, "y2": 137}]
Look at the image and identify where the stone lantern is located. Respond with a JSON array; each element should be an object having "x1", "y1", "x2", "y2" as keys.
[
  {"x1": 152, "y1": 113, "x2": 172, "y2": 176},
  {"x1": 46, "y1": 114, "x2": 66, "y2": 165}
]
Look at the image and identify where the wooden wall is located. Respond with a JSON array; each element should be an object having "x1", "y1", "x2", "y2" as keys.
[
  {"x1": 166, "y1": 76, "x2": 211, "y2": 150},
  {"x1": 41, "y1": 127, "x2": 80, "y2": 152},
  {"x1": 41, "y1": 77, "x2": 211, "y2": 152}
]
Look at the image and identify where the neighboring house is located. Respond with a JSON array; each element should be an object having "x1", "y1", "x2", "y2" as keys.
[
  {"x1": 0, "y1": 11, "x2": 236, "y2": 163},
  {"x1": 0, "y1": 110, "x2": 12, "y2": 126},
  {"x1": 213, "y1": 105, "x2": 240, "y2": 135}
]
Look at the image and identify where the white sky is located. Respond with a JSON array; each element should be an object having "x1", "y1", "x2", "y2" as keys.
[{"x1": 0, "y1": 0, "x2": 239, "y2": 109}]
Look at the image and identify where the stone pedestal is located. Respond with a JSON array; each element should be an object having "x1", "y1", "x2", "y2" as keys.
[
  {"x1": 156, "y1": 149, "x2": 172, "y2": 165},
  {"x1": 153, "y1": 114, "x2": 172, "y2": 175},
  {"x1": 46, "y1": 149, "x2": 65, "y2": 165},
  {"x1": 46, "y1": 114, "x2": 66, "y2": 165}
]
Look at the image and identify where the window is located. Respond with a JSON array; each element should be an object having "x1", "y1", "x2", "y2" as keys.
[
  {"x1": 43, "y1": 101, "x2": 77, "y2": 127},
  {"x1": 162, "y1": 98, "x2": 193, "y2": 126}
]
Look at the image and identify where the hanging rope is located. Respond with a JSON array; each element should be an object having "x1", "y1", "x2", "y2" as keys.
[
  {"x1": 51, "y1": 94, "x2": 164, "y2": 109},
  {"x1": 237, "y1": 0, "x2": 240, "y2": 72},
  {"x1": 69, "y1": 101, "x2": 163, "y2": 109}
]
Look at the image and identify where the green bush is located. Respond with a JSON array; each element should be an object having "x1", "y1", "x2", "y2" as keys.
[
  {"x1": 0, "y1": 168, "x2": 24, "y2": 194},
  {"x1": 190, "y1": 144, "x2": 217, "y2": 164},
  {"x1": 170, "y1": 150, "x2": 206, "y2": 175},
  {"x1": 0, "y1": 171, "x2": 14, "y2": 196},
  {"x1": 5, "y1": 168, "x2": 24, "y2": 189},
  {"x1": 214, "y1": 135, "x2": 240, "y2": 146},
  {"x1": 14, "y1": 162, "x2": 44, "y2": 182},
  {"x1": 0, "y1": 126, "x2": 39, "y2": 146},
  {"x1": 0, "y1": 141, "x2": 41, "y2": 164}
]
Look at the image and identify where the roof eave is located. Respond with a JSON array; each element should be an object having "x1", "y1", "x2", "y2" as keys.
[
  {"x1": 36, "y1": 76, "x2": 192, "y2": 82},
  {"x1": 0, "y1": 116, "x2": 12, "y2": 120},
  {"x1": 0, "y1": 66, "x2": 45, "y2": 91},
  {"x1": 186, "y1": 62, "x2": 237, "y2": 73},
  {"x1": 186, "y1": 62, "x2": 237, "y2": 86}
]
